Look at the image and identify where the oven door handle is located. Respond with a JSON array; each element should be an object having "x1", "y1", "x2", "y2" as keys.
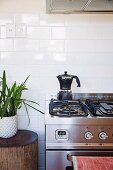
[
  {"x1": 67, "y1": 154, "x2": 72, "y2": 162},
  {"x1": 67, "y1": 150, "x2": 113, "y2": 160}
]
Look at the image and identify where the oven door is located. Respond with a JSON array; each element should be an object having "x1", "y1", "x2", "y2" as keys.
[
  {"x1": 46, "y1": 150, "x2": 113, "y2": 170},
  {"x1": 46, "y1": 150, "x2": 73, "y2": 170}
]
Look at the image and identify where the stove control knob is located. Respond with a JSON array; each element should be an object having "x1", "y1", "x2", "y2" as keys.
[
  {"x1": 99, "y1": 132, "x2": 108, "y2": 140},
  {"x1": 84, "y1": 132, "x2": 93, "y2": 140}
]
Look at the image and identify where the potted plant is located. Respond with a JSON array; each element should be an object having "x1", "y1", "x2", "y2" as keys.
[{"x1": 0, "y1": 70, "x2": 44, "y2": 138}]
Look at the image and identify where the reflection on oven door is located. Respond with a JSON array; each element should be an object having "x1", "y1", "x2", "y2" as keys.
[{"x1": 46, "y1": 151, "x2": 73, "y2": 170}]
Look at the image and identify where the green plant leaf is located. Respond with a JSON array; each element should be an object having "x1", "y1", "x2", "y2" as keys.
[
  {"x1": 2, "y1": 70, "x2": 7, "y2": 102},
  {"x1": 17, "y1": 98, "x2": 40, "y2": 106},
  {"x1": 24, "y1": 103, "x2": 44, "y2": 114},
  {"x1": 1, "y1": 97, "x2": 10, "y2": 118},
  {"x1": 0, "y1": 71, "x2": 44, "y2": 120},
  {"x1": 23, "y1": 101, "x2": 30, "y2": 125}
]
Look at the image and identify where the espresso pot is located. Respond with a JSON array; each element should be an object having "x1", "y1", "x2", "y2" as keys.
[
  {"x1": 57, "y1": 71, "x2": 81, "y2": 100},
  {"x1": 57, "y1": 71, "x2": 80, "y2": 90}
]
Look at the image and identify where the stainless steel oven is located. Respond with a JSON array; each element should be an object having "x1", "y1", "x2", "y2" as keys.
[{"x1": 45, "y1": 93, "x2": 113, "y2": 170}]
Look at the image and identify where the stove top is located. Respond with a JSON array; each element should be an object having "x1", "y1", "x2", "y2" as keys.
[
  {"x1": 49, "y1": 99, "x2": 88, "y2": 117},
  {"x1": 45, "y1": 93, "x2": 113, "y2": 125},
  {"x1": 48, "y1": 93, "x2": 113, "y2": 118},
  {"x1": 85, "y1": 99, "x2": 113, "y2": 117}
]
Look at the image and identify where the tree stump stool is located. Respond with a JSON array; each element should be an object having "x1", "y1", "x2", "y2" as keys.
[{"x1": 0, "y1": 130, "x2": 38, "y2": 170}]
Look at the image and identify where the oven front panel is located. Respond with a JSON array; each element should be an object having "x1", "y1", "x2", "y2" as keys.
[
  {"x1": 46, "y1": 150, "x2": 113, "y2": 170},
  {"x1": 46, "y1": 125, "x2": 113, "y2": 150}
]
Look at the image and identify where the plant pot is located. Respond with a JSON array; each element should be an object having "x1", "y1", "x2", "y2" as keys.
[{"x1": 0, "y1": 115, "x2": 18, "y2": 138}]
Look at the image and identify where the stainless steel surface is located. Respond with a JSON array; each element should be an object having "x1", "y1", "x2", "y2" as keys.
[
  {"x1": 45, "y1": 93, "x2": 113, "y2": 170},
  {"x1": 46, "y1": 151, "x2": 73, "y2": 170},
  {"x1": 45, "y1": 114, "x2": 113, "y2": 125},
  {"x1": 45, "y1": 93, "x2": 113, "y2": 149},
  {"x1": 46, "y1": 124, "x2": 113, "y2": 149},
  {"x1": 46, "y1": 0, "x2": 113, "y2": 13},
  {"x1": 46, "y1": 150, "x2": 113, "y2": 170}
]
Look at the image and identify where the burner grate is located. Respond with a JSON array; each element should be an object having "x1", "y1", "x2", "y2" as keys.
[
  {"x1": 49, "y1": 99, "x2": 88, "y2": 117},
  {"x1": 85, "y1": 99, "x2": 113, "y2": 117}
]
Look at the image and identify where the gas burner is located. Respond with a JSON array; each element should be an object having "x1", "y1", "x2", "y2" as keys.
[
  {"x1": 85, "y1": 99, "x2": 113, "y2": 117},
  {"x1": 49, "y1": 99, "x2": 88, "y2": 117}
]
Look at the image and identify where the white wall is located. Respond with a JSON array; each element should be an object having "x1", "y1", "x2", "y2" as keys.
[
  {"x1": 0, "y1": 1, "x2": 113, "y2": 170},
  {"x1": 0, "y1": 0, "x2": 45, "y2": 13}
]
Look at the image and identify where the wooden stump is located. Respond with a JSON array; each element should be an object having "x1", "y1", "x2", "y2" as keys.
[{"x1": 0, "y1": 130, "x2": 38, "y2": 170}]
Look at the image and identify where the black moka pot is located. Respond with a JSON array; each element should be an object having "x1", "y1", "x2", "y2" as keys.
[{"x1": 57, "y1": 71, "x2": 81, "y2": 100}]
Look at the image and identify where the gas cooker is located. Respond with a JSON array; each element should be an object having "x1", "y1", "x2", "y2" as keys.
[
  {"x1": 49, "y1": 99, "x2": 113, "y2": 118},
  {"x1": 45, "y1": 94, "x2": 113, "y2": 151},
  {"x1": 46, "y1": 93, "x2": 113, "y2": 170},
  {"x1": 49, "y1": 98, "x2": 113, "y2": 117},
  {"x1": 45, "y1": 93, "x2": 113, "y2": 125}
]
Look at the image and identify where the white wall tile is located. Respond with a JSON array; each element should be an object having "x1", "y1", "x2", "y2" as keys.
[
  {"x1": 65, "y1": 26, "x2": 88, "y2": 39},
  {"x1": 0, "y1": 39, "x2": 13, "y2": 51},
  {"x1": 65, "y1": 25, "x2": 108, "y2": 40},
  {"x1": 0, "y1": 14, "x2": 14, "y2": 25},
  {"x1": 84, "y1": 25, "x2": 104, "y2": 40},
  {"x1": 51, "y1": 27, "x2": 65, "y2": 39},
  {"x1": 40, "y1": 40, "x2": 65, "y2": 52},
  {"x1": 65, "y1": 14, "x2": 90, "y2": 26},
  {"x1": 66, "y1": 53, "x2": 113, "y2": 68},
  {"x1": 26, "y1": 115, "x2": 39, "y2": 132},
  {"x1": 52, "y1": 53, "x2": 66, "y2": 62},
  {"x1": 65, "y1": 40, "x2": 113, "y2": 53},
  {"x1": 102, "y1": 25, "x2": 113, "y2": 39},
  {"x1": 0, "y1": 53, "x2": 1, "y2": 63},
  {"x1": 17, "y1": 115, "x2": 29, "y2": 129},
  {"x1": 15, "y1": 14, "x2": 39, "y2": 26},
  {"x1": 26, "y1": 76, "x2": 59, "y2": 93},
  {"x1": 0, "y1": 52, "x2": 39, "y2": 65},
  {"x1": 0, "y1": 52, "x2": 60, "y2": 65},
  {"x1": 0, "y1": 26, "x2": 6, "y2": 38},
  {"x1": 40, "y1": 14, "x2": 65, "y2": 26},
  {"x1": 27, "y1": 27, "x2": 51, "y2": 39},
  {"x1": 84, "y1": 25, "x2": 113, "y2": 40},
  {"x1": 78, "y1": 77, "x2": 113, "y2": 92},
  {"x1": 89, "y1": 14, "x2": 113, "y2": 26},
  {"x1": 14, "y1": 39, "x2": 39, "y2": 51}
]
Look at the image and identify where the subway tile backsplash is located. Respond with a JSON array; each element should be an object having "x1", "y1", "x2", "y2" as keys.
[
  {"x1": 14, "y1": 39, "x2": 40, "y2": 51},
  {"x1": 0, "y1": 39, "x2": 13, "y2": 51},
  {"x1": 51, "y1": 27, "x2": 65, "y2": 39},
  {"x1": 0, "y1": 14, "x2": 14, "y2": 25},
  {"x1": 0, "y1": 13, "x2": 113, "y2": 170},
  {"x1": 27, "y1": 26, "x2": 51, "y2": 39},
  {"x1": 39, "y1": 14, "x2": 65, "y2": 26},
  {"x1": 40, "y1": 40, "x2": 65, "y2": 52},
  {"x1": 0, "y1": 26, "x2": 6, "y2": 38},
  {"x1": 14, "y1": 14, "x2": 40, "y2": 26}
]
